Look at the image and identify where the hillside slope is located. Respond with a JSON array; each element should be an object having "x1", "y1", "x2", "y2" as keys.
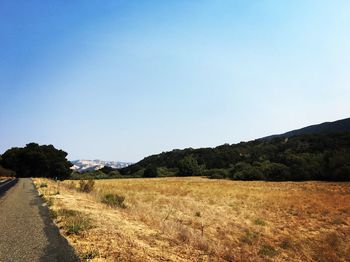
[
  {"x1": 0, "y1": 165, "x2": 15, "y2": 177},
  {"x1": 120, "y1": 118, "x2": 350, "y2": 181},
  {"x1": 262, "y1": 117, "x2": 350, "y2": 140}
]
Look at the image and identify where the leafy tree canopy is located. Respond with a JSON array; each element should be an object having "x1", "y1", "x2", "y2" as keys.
[{"x1": 1, "y1": 143, "x2": 72, "y2": 180}]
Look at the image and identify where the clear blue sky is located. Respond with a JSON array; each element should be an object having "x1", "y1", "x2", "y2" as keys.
[{"x1": 1, "y1": 1, "x2": 349, "y2": 162}]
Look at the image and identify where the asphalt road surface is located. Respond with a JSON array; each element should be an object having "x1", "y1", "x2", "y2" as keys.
[{"x1": 0, "y1": 178, "x2": 79, "y2": 262}]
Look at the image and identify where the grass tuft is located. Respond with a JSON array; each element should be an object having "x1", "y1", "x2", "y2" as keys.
[
  {"x1": 259, "y1": 244, "x2": 278, "y2": 257},
  {"x1": 254, "y1": 218, "x2": 266, "y2": 226},
  {"x1": 65, "y1": 214, "x2": 92, "y2": 235},
  {"x1": 240, "y1": 230, "x2": 259, "y2": 245},
  {"x1": 101, "y1": 193, "x2": 126, "y2": 208},
  {"x1": 79, "y1": 179, "x2": 95, "y2": 193}
]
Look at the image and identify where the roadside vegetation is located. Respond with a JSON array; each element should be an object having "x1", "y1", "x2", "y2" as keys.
[{"x1": 34, "y1": 177, "x2": 350, "y2": 261}]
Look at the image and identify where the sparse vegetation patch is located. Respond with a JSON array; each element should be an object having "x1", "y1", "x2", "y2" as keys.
[
  {"x1": 78, "y1": 179, "x2": 95, "y2": 193},
  {"x1": 259, "y1": 244, "x2": 278, "y2": 257},
  {"x1": 101, "y1": 193, "x2": 126, "y2": 208},
  {"x1": 33, "y1": 177, "x2": 350, "y2": 262},
  {"x1": 65, "y1": 214, "x2": 91, "y2": 235}
]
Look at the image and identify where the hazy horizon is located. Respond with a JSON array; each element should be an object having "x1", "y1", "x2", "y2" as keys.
[{"x1": 1, "y1": 1, "x2": 350, "y2": 162}]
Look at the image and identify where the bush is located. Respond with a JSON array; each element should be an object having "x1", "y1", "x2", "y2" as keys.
[
  {"x1": 263, "y1": 162, "x2": 291, "y2": 181},
  {"x1": 205, "y1": 169, "x2": 229, "y2": 179},
  {"x1": 70, "y1": 170, "x2": 112, "y2": 180},
  {"x1": 240, "y1": 230, "x2": 259, "y2": 245},
  {"x1": 131, "y1": 168, "x2": 145, "y2": 178},
  {"x1": 254, "y1": 218, "x2": 266, "y2": 226},
  {"x1": 99, "y1": 166, "x2": 116, "y2": 174},
  {"x1": 157, "y1": 167, "x2": 178, "y2": 177},
  {"x1": 178, "y1": 155, "x2": 203, "y2": 176},
  {"x1": 259, "y1": 244, "x2": 278, "y2": 257},
  {"x1": 143, "y1": 166, "x2": 159, "y2": 178},
  {"x1": 101, "y1": 193, "x2": 126, "y2": 208},
  {"x1": 108, "y1": 170, "x2": 122, "y2": 178},
  {"x1": 231, "y1": 163, "x2": 265, "y2": 180},
  {"x1": 79, "y1": 179, "x2": 95, "y2": 193}
]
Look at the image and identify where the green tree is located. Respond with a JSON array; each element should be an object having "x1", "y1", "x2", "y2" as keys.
[
  {"x1": 1, "y1": 143, "x2": 72, "y2": 180},
  {"x1": 178, "y1": 155, "x2": 202, "y2": 176},
  {"x1": 143, "y1": 166, "x2": 159, "y2": 178}
]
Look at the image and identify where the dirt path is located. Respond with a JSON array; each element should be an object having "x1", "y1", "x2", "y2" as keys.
[{"x1": 0, "y1": 178, "x2": 79, "y2": 262}]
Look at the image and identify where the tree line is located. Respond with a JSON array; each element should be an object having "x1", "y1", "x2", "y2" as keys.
[
  {"x1": 119, "y1": 132, "x2": 350, "y2": 181},
  {"x1": 1, "y1": 132, "x2": 349, "y2": 181},
  {"x1": 0, "y1": 143, "x2": 72, "y2": 180}
]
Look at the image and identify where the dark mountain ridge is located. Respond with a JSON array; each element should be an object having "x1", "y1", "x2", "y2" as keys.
[
  {"x1": 262, "y1": 117, "x2": 350, "y2": 140},
  {"x1": 120, "y1": 117, "x2": 350, "y2": 181}
]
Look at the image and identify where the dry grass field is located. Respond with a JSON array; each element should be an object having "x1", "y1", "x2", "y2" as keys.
[{"x1": 33, "y1": 177, "x2": 350, "y2": 262}]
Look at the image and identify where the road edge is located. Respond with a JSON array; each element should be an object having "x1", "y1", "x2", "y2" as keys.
[{"x1": 30, "y1": 178, "x2": 81, "y2": 262}]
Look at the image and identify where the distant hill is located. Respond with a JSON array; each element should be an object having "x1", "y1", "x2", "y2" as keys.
[
  {"x1": 120, "y1": 118, "x2": 350, "y2": 181},
  {"x1": 262, "y1": 117, "x2": 350, "y2": 140},
  {"x1": 71, "y1": 160, "x2": 132, "y2": 173}
]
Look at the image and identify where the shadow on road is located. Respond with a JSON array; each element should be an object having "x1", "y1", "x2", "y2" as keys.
[
  {"x1": 0, "y1": 179, "x2": 18, "y2": 198},
  {"x1": 28, "y1": 180, "x2": 80, "y2": 262}
]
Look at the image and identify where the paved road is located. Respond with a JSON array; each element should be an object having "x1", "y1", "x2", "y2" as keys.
[{"x1": 0, "y1": 178, "x2": 79, "y2": 262}]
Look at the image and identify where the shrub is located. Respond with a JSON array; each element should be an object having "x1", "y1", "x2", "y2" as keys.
[
  {"x1": 70, "y1": 170, "x2": 111, "y2": 180},
  {"x1": 178, "y1": 155, "x2": 203, "y2": 176},
  {"x1": 131, "y1": 168, "x2": 145, "y2": 178},
  {"x1": 99, "y1": 166, "x2": 116, "y2": 174},
  {"x1": 254, "y1": 218, "x2": 266, "y2": 226},
  {"x1": 231, "y1": 166, "x2": 264, "y2": 180},
  {"x1": 143, "y1": 166, "x2": 159, "y2": 178},
  {"x1": 205, "y1": 169, "x2": 228, "y2": 179},
  {"x1": 108, "y1": 170, "x2": 122, "y2": 178},
  {"x1": 259, "y1": 244, "x2": 278, "y2": 257},
  {"x1": 261, "y1": 162, "x2": 291, "y2": 181},
  {"x1": 101, "y1": 193, "x2": 126, "y2": 208},
  {"x1": 65, "y1": 214, "x2": 91, "y2": 235},
  {"x1": 79, "y1": 179, "x2": 95, "y2": 193},
  {"x1": 240, "y1": 230, "x2": 259, "y2": 245},
  {"x1": 157, "y1": 167, "x2": 178, "y2": 177}
]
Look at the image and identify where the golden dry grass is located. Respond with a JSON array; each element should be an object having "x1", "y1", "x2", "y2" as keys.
[{"x1": 33, "y1": 177, "x2": 350, "y2": 262}]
